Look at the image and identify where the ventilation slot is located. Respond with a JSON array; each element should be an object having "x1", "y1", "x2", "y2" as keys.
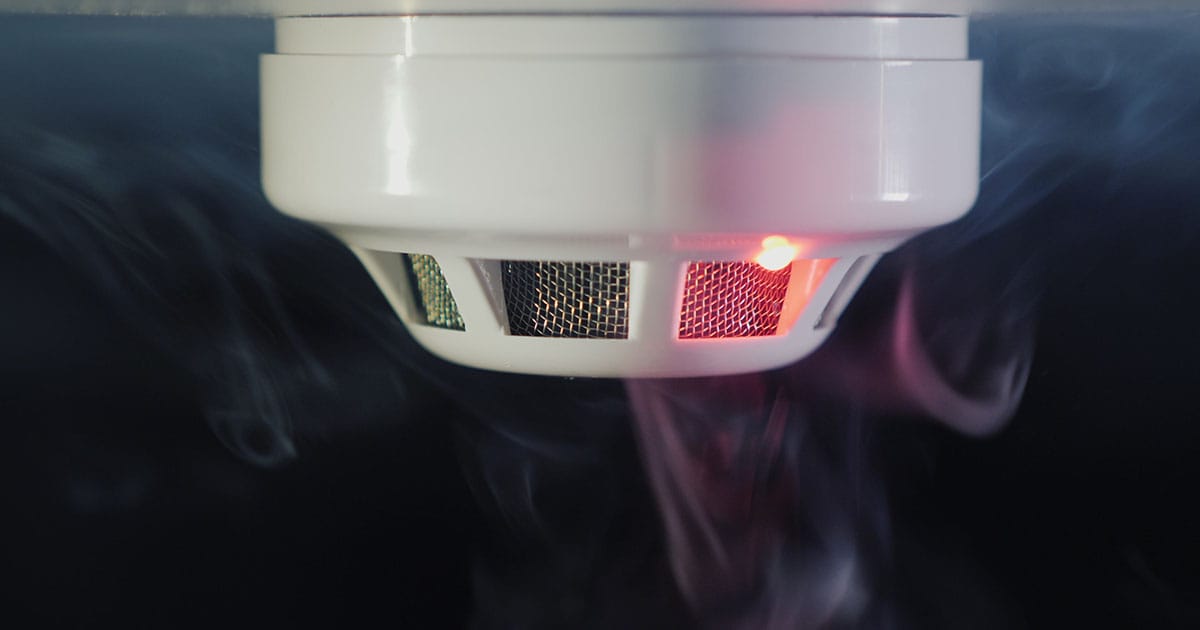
[
  {"x1": 502, "y1": 261, "x2": 630, "y2": 339},
  {"x1": 679, "y1": 261, "x2": 792, "y2": 339},
  {"x1": 403, "y1": 254, "x2": 465, "y2": 331}
]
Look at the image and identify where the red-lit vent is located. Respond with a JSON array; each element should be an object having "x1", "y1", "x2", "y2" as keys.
[{"x1": 679, "y1": 261, "x2": 792, "y2": 339}]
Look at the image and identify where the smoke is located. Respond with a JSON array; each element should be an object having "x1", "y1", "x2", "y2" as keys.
[
  {"x1": 2, "y1": 11, "x2": 1200, "y2": 629},
  {"x1": 946, "y1": 12, "x2": 1200, "y2": 255},
  {"x1": 0, "y1": 17, "x2": 425, "y2": 469},
  {"x1": 625, "y1": 11, "x2": 1200, "y2": 629},
  {"x1": 627, "y1": 377, "x2": 890, "y2": 628}
]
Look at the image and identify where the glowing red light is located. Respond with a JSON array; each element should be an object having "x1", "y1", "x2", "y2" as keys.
[
  {"x1": 678, "y1": 255, "x2": 838, "y2": 340},
  {"x1": 754, "y1": 236, "x2": 799, "y2": 271}
]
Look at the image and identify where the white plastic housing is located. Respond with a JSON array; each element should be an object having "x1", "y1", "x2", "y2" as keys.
[{"x1": 261, "y1": 15, "x2": 982, "y2": 378}]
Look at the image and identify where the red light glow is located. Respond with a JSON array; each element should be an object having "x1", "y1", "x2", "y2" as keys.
[
  {"x1": 754, "y1": 236, "x2": 799, "y2": 271},
  {"x1": 678, "y1": 261, "x2": 792, "y2": 339},
  {"x1": 678, "y1": 256, "x2": 838, "y2": 340}
]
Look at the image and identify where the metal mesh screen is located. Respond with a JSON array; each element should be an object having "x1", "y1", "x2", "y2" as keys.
[
  {"x1": 501, "y1": 261, "x2": 630, "y2": 339},
  {"x1": 679, "y1": 261, "x2": 792, "y2": 339},
  {"x1": 404, "y1": 254, "x2": 466, "y2": 331}
]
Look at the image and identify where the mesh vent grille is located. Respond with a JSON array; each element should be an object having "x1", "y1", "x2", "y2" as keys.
[
  {"x1": 679, "y1": 262, "x2": 791, "y2": 339},
  {"x1": 502, "y1": 261, "x2": 630, "y2": 339},
  {"x1": 404, "y1": 254, "x2": 465, "y2": 331}
]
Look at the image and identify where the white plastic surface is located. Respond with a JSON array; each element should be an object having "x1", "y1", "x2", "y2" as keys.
[
  {"x1": 261, "y1": 15, "x2": 982, "y2": 377},
  {"x1": 274, "y1": 15, "x2": 968, "y2": 58}
]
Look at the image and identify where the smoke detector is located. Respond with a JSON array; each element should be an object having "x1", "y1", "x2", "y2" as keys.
[{"x1": 261, "y1": 14, "x2": 981, "y2": 377}]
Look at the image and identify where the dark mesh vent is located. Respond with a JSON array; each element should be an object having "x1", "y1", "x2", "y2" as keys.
[
  {"x1": 679, "y1": 261, "x2": 791, "y2": 339},
  {"x1": 404, "y1": 254, "x2": 465, "y2": 331},
  {"x1": 502, "y1": 261, "x2": 630, "y2": 339}
]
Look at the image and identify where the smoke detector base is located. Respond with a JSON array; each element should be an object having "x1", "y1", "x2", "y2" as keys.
[{"x1": 261, "y1": 15, "x2": 982, "y2": 377}]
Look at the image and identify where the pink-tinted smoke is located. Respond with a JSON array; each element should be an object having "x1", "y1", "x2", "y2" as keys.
[{"x1": 626, "y1": 269, "x2": 1035, "y2": 628}]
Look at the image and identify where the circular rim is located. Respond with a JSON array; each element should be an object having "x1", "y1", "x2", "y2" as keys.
[{"x1": 275, "y1": 15, "x2": 968, "y2": 59}]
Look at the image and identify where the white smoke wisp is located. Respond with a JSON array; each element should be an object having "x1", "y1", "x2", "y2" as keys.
[{"x1": 626, "y1": 376, "x2": 890, "y2": 629}]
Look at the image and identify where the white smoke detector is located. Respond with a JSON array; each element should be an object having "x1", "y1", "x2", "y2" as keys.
[{"x1": 261, "y1": 14, "x2": 981, "y2": 377}]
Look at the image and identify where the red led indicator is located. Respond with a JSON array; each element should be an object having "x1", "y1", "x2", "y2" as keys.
[{"x1": 754, "y1": 235, "x2": 799, "y2": 271}]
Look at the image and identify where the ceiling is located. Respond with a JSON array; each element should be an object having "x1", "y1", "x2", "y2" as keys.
[{"x1": 2, "y1": 0, "x2": 1199, "y2": 17}]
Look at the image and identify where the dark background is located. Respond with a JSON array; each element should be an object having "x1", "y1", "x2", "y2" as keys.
[{"x1": 1, "y1": 14, "x2": 1198, "y2": 629}]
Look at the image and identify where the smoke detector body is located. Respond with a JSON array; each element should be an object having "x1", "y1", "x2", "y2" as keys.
[{"x1": 262, "y1": 15, "x2": 981, "y2": 378}]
